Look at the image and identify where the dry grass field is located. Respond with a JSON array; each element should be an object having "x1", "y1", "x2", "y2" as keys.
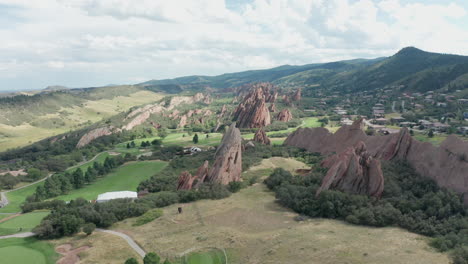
[
  {"x1": 102, "y1": 158, "x2": 450, "y2": 264},
  {"x1": 50, "y1": 232, "x2": 142, "y2": 264},
  {"x1": 0, "y1": 90, "x2": 163, "y2": 151}
]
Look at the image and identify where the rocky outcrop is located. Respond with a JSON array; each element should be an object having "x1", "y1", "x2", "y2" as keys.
[
  {"x1": 283, "y1": 95, "x2": 292, "y2": 106},
  {"x1": 284, "y1": 119, "x2": 468, "y2": 204},
  {"x1": 178, "y1": 115, "x2": 188, "y2": 128},
  {"x1": 269, "y1": 104, "x2": 277, "y2": 113},
  {"x1": 177, "y1": 161, "x2": 210, "y2": 190},
  {"x1": 292, "y1": 88, "x2": 302, "y2": 101},
  {"x1": 76, "y1": 127, "x2": 114, "y2": 148},
  {"x1": 233, "y1": 85, "x2": 271, "y2": 128},
  {"x1": 253, "y1": 128, "x2": 271, "y2": 145},
  {"x1": 277, "y1": 109, "x2": 293, "y2": 122},
  {"x1": 123, "y1": 105, "x2": 165, "y2": 130},
  {"x1": 317, "y1": 141, "x2": 384, "y2": 198},
  {"x1": 205, "y1": 123, "x2": 242, "y2": 185}
]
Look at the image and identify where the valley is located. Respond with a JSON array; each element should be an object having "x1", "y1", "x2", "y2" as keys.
[{"x1": 0, "y1": 47, "x2": 467, "y2": 264}]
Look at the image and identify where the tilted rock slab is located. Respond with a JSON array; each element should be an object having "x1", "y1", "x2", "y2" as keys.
[
  {"x1": 317, "y1": 141, "x2": 384, "y2": 198},
  {"x1": 253, "y1": 128, "x2": 271, "y2": 145},
  {"x1": 233, "y1": 85, "x2": 271, "y2": 128},
  {"x1": 277, "y1": 109, "x2": 293, "y2": 122},
  {"x1": 76, "y1": 127, "x2": 115, "y2": 148},
  {"x1": 205, "y1": 123, "x2": 242, "y2": 185},
  {"x1": 285, "y1": 119, "x2": 468, "y2": 204}
]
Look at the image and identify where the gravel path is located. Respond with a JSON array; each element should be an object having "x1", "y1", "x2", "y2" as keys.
[
  {"x1": 96, "y1": 229, "x2": 146, "y2": 258},
  {"x1": 0, "y1": 232, "x2": 35, "y2": 239}
]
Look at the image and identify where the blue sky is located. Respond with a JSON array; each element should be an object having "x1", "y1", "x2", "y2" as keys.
[{"x1": 0, "y1": 0, "x2": 467, "y2": 91}]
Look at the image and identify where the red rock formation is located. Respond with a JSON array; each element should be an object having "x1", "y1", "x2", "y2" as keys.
[
  {"x1": 76, "y1": 127, "x2": 114, "y2": 148},
  {"x1": 177, "y1": 161, "x2": 209, "y2": 190},
  {"x1": 178, "y1": 115, "x2": 188, "y2": 128},
  {"x1": 277, "y1": 109, "x2": 293, "y2": 122},
  {"x1": 233, "y1": 86, "x2": 271, "y2": 128},
  {"x1": 292, "y1": 88, "x2": 302, "y2": 101},
  {"x1": 284, "y1": 119, "x2": 468, "y2": 204},
  {"x1": 253, "y1": 128, "x2": 271, "y2": 145},
  {"x1": 269, "y1": 103, "x2": 277, "y2": 112},
  {"x1": 317, "y1": 141, "x2": 384, "y2": 198},
  {"x1": 205, "y1": 123, "x2": 242, "y2": 185},
  {"x1": 283, "y1": 95, "x2": 292, "y2": 106}
]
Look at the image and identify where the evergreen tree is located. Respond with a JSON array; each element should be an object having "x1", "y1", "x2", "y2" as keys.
[
  {"x1": 131, "y1": 141, "x2": 136, "y2": 148},
  {"x1": 192, "y1": 134, "x2": 199, "y2": 144},
  {"x1": 143, "y1": 252, "x2": 160, "y2": 264},
  {"x1": 126, "y1": 143, "x2": 131, "y2": 149},
  {"x1": 72, "y1": 168, "x2": 85, "y2": 189},
  {"x1": 58, "y1": 175, "x2": 73, "y2": 194},
  {"x1": 428, "y1": 129, "x2": 434, "y2": 138},
  {"x1": 125, "y1": 258, "x2": 139, "y2": 264}
]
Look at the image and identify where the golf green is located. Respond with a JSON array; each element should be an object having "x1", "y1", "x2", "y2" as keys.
[{"x1": 0, "y1": 237, "x2": 58, "y2": 264}]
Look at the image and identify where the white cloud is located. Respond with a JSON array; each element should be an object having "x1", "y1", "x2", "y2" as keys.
[{"x1": 0, "y1": 0, "x2": 466, "y2": 90}]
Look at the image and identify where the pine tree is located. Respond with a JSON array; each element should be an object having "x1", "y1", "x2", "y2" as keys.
[
  {"x1": 192, "y1": 134, "x2": 199, "y2": 144},
  {"x1": 72, "y1": 168, "x2": 85, "y2": 189},
  {"x1": 126, "y1": 143, "x2": 131, "y2": 149}
]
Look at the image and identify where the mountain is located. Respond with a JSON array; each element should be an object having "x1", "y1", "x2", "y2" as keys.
[
  {"x1": 139, "y1": 58, "x2": 384, "y2": 90},
  {"x1": 140, "y1": 47, "x2": 468, "y2": 93},
  {"x1": 323, "y1": 47, "x2": 468, "y2": 93}
]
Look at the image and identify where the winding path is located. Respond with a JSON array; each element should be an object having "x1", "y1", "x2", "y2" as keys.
[
  {"x1": 96, "y1": 229, "x2": 146, "y2": 258},
  {"x1": 0, "y1": 229, "x2": 146, "y2": 258}
]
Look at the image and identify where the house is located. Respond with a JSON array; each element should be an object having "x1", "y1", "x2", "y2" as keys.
[
  {"x1": 390, "y1": 117, "x2": 406, "y2": 123},
  {"x1": 96, "y1": 191, "x2": 138, "y2": 203},
  {"x1": 458, "y1": 127, "x2": 468, "y2": 134},
  {"x1": 436, "y1": 102, "x2": 447, "y2": 107},
  {"x1": 432, "y1": 122, "x2": 450, "y2": 132},
  {"x1": 418, "y1": 120, "x2": 433, "y2": 129},
  {"x1": 399, "y1": 122, "x2": 417, "y2": 127},
  {"x1": 340, "y1": 118, "x2": 353, "y2": 126},
  {"x1": 373, "y1": 118, "x2": 388, "y2": 125},
  {"x1": 458, "y1": 99, "x2": 468, "y2": 105},
  {"x1": 373, "y1": 109, "x2": 385, "y2": 118}
]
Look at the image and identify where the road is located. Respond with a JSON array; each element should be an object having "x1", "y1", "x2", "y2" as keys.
[
  {"x1": 0, "y1": 151, "x2": 108, "y2": 210},
  {"x1": 97, "y1": 229, "x2": 146, "y2": 258},
  {"x1": 0, "y1": 232, "x2": 35, "y2": 239},
  {"x1": 0, "y1": 229, "x2": 146, "y2": 258}
]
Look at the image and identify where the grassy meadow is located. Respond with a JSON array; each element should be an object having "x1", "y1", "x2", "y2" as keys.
[{"x1": 0, "y1": 89, "x2": 163, "y2": 152}]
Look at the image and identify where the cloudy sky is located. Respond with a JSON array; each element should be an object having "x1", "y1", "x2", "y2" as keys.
[{"x1": 0, "y1": 0, "x2": 467, "y2": 91}]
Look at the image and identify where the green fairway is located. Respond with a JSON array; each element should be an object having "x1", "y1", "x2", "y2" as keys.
[
  {"x1": 0, "y1": 237, "x2": 59, "y2": 264},
  {"x1": 67, "y1": 151, "x2": 110, "y2": 173},
  {"x1": 0, "y1": 211, "x2": 49, "y2": 236},
  {"x1": 0, "y1": 182, "x2": 43, "y2": 213},
  {"x1": 302, "y1": 117, "x2": 321, "y2": 128},
  {"x1": 184, "y1": 249, "x2": 226, "y2": 264},
  {"x1": 54, "y1": 161, "x2": 167, "y2": 201}
]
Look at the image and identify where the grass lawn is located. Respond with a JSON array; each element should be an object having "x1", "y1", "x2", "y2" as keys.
[
  {"x1": 67, "y1": 151, "x2": 110, "y2": 173},
  {"x1": 184, "y1": 249, "x2": 226, "y2": 264},
  {"x1": 0, "y1": 237, "x2": 58, "y2": 264},
  {"x1": 301, "y1": 117, "x2": 321, "y2": 128},
  {"x1": 0, "y1": 182, "x2": 44, "y2": 213},
  {"x1": 54, "y1": 161, "x2": 167, "y2": 201},
  {"x1": 413, "y1": 133, "x2": 448, "y2": 146},
  {"x1": 0, "y1": 211, "x2": 49, "y2": 236}
]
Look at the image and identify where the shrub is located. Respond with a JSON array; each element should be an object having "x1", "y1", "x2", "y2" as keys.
[
  {"x1": 134, "y1": 209, "x2": 164, "y2": 226},
  {"x1": 82, "y1": 223, "x2": 96, "y2": 236},
  {"x1": 228, "y1": 181, "x2": 243, "y2": 193}
]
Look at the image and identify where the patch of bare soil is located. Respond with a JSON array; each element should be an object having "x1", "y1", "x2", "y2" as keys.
[
  {"x1": 0, "y1": 213, "x2": 20, "y2": 223},
  {"x1": 56, "y1": 243, "x2": 90, "y2": 264}
]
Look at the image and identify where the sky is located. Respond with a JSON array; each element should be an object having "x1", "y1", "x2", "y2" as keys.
[{"x1": 0, "y1": 0, "x2": 467, "y2": 91}]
